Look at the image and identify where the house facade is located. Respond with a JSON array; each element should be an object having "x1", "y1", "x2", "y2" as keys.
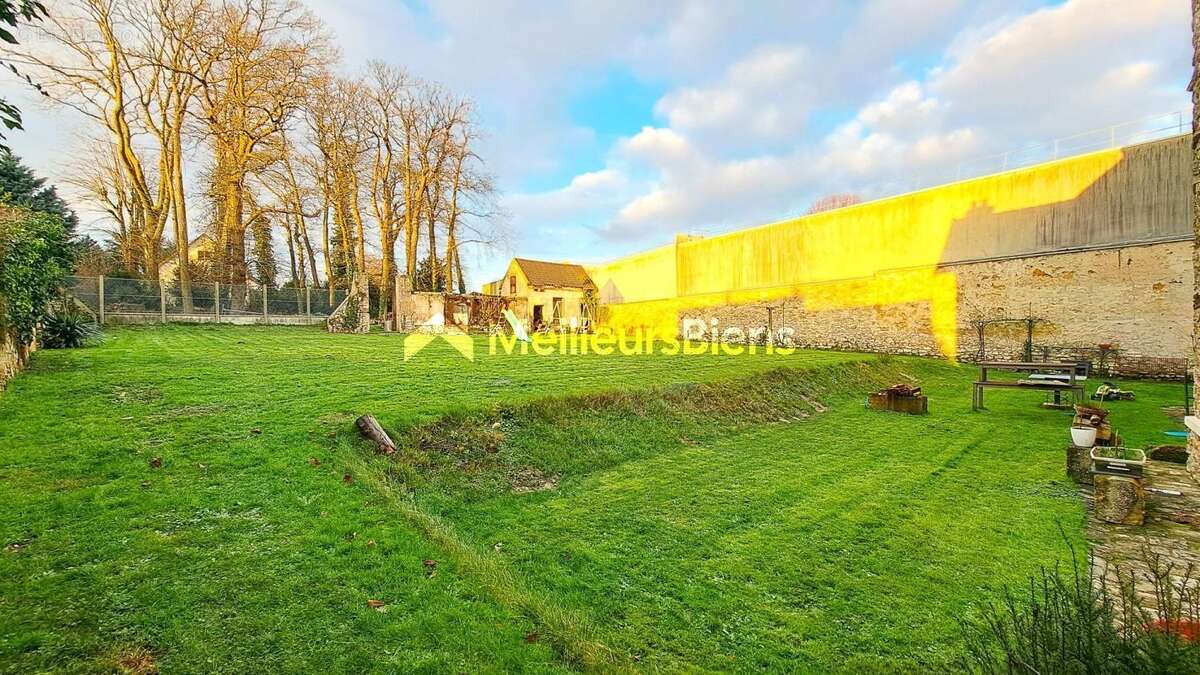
[{"x1": 487, "y1": 258, "x2": 595, "y2": 331}]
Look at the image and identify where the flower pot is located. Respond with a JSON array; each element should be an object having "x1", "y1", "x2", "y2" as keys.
[
  {"x1": 1090, "y1": 446, "x2": 1146, "y2": 478},
  {"x1": 1070, "y1": 425, "x2": 1097, "y2": 448}
]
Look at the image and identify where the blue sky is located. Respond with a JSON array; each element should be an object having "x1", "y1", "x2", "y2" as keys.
[{"x1": 4, "y1": 0, "x2": 1192, "y2": 287}]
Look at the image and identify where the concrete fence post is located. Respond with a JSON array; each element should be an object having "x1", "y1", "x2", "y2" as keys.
[
  {"x1": 305, "y1": 287, "x2": 311, "y2": 319},
  {"x1": 215, "y1": 282, "x2": 221, "y2": 322},
  {"x1": 97, "y1": 275, "x2": 105, "y2": 326},
  {"x1": 262, "y1": 285, "x2": 269, "y2": 321},
  {"x1": 159, "y1": 281, "x2": 167, "y2": 323}
]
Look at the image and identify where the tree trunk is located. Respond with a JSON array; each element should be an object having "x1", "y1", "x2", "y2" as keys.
[
  {"x1": 224, "y1": 178, "x2": 247, "y2": 286},
  {"x1": 282, "y1": 214, "x2": 299, "y2": 288},
  {"x1": 170, "y1": 129, "x2": 193, "y2": 313},
  {"x1": 379, "y1": 232, "x2": 393, "y2": 319},
  {"x1": 322, "y1": 199, "x2": 333, "y2": 304}
]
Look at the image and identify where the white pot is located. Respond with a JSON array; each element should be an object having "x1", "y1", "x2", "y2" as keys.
[{"x1": 1070, "y1": 425, "x2": 1097, "y2": 448}]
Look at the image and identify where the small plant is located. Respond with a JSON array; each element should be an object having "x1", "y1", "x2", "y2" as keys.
[
  {"x1": 959, "y1": 541, "x2": 1200, "y2": 673},
  {"x1": 40, "y1": 303, "x2": 100, "y2": 348}
]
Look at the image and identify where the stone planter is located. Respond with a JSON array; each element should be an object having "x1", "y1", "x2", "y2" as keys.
[
  {"x1": 1090, "y1": 446, "x2": 1146, "y2": 479},
  {"x1": 1066, "y1": 444, "x2": 1093, "y2": 485},
  {"x1": 1094, "y1": 473, "x2": 1145, "y2": 525}
]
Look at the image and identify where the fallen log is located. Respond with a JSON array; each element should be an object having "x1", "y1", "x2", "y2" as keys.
[{"x1": 356, "y1": 415, "x2": 397, "y2": 455}]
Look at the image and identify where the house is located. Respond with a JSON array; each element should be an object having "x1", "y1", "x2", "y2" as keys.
[
  {"x1": 158, "y1": 233, "x2": 216, "y2": 281},
  {"x1": 491, "y1": 257, "x2": 595, "y2": 331}
]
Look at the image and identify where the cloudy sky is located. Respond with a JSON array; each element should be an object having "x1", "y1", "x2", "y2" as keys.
[{"x1": 4, "y1": 0, "x2": 1192, "y2": 286}]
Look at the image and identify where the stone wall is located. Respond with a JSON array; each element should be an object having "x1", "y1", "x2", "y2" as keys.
[
  {"x1": 683, "y1": 240, "x2": 1191, "y2": 378},
  {"x1": 0, "y1": 329, "x2": 30, "y2": 391}
]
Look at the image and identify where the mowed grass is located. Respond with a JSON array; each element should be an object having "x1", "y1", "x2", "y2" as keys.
[{"x1": 0, "y1": 324, "x2": 1187, "y2": 672}]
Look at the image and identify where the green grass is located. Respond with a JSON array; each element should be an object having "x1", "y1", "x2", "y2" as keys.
[{"x1": 0, "y1": 324, "x2": 1186, "y2": 672}]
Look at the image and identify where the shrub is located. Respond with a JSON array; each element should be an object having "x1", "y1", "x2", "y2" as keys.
[
  {"x1": 0, "y1": 204, "x2": 72, "y2": 345},
  {"x1": 958, "y1": 543, "x2": 1200, "y2": 673},
  {"x1": 40, "y1": 303, "x2": 100, "y2": 348}
]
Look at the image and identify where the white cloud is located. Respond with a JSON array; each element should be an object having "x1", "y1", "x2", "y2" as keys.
[
  {"x1": 580, "y1": 0, "x2": 1191, "y2": 245},
  {"x1": 930, "y1": 0, "x2": 1190, "y2": 138},
  {"x1": 654, "y1": 45, "x2": 812, "y2": 147},
  {"x1": 505, "y1": 169, "x2": 629, "y2": 224}
]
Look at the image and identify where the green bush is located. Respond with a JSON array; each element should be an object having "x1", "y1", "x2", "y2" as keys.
[
  {"x1": 40, "y1": 303, "x2": 100, "y2": 348},
  {"x1": 0, "y1": 204, "x2": 72, "y2": 345},
  {"x1": 959, "y1": 543, "x2": 1200, "y2": 673}
]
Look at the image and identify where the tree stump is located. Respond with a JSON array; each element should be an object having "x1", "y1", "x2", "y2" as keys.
[
  {"x1": 1093, "y1": 474, "x2": 1145, "y2": 525},
  {"x1": 1066, "y1": 444, "x2": 1093, "y2": 485},
  {"x1": 356, "y1": 415, "x2": 396, "y2": 455}
]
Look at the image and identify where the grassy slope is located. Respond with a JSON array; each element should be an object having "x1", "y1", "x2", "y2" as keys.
[
  {"x1": 425, "y1": 362, "x2": 1185, "y2": 671},
  {"x1": 0, "y1": 325, "x2": 1185, "y2": 672}
]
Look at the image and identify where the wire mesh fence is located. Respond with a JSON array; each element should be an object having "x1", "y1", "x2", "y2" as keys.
[{"x1": 66, "y1": 276, "x2": 348, "y2": 325}]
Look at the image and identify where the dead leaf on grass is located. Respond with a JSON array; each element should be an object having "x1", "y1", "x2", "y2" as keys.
[
  {"x1": 343, "y1": 473, "x2": 353, "y2": 484},
  {"x1": 307, "y1": 457, "x2": 321, "y2": 467},
  {"x1": 524, "y1": 632, "x2": 539, "y2": 643},
  {"x1": 148, "y1": 457, "x2": 162, "y2": 469},
  {"x1": 366, "y1": 599, "x2": 386, "y2": 610}
]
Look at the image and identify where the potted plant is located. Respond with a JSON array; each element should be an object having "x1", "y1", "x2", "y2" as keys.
[{"x1": 1090, "y1": 446, "x2": 1147, "y2": 478}]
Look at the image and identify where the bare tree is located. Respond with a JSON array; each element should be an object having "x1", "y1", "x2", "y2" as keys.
[
  {"x1": 10, "y1": 0, "x2": 503, "y2": 305},
  {"x1": 191, "y1": 0, "x2": 330, "y2": 287}
]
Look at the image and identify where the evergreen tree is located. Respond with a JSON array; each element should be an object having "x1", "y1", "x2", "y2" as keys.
[
  {"x1": 248, "y1": 215, "x2": 277, "y2": 288},
  {"x1": 0, "y1": 152, "x2": 78, "y2": 233}
]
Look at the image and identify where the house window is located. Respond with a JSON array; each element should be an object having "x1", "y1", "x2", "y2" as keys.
[
  {"x1": 552, "y1": 297, "x2": 562, "y2": 323},
  {"x1": 509, "y1": 275, "x2": 516, "y2": 295}
]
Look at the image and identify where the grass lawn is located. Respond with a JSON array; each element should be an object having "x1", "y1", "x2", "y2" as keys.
[{"x1": 0, "y1": 324, "x2": 1187, "y2": 672}]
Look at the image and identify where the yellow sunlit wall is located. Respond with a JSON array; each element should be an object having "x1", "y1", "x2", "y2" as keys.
[{"x1": 589, "y1": 148, "x2": 1127, "y2": 359}]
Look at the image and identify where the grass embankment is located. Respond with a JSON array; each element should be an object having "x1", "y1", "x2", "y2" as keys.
[
  {"x1": 362, "y1": 357, "x2": 1186, "y2": 671},
  {"x1": 0, "y1": 325, "x2": 1187, "y2": 672}
]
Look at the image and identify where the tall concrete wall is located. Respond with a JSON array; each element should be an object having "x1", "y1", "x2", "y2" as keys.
[{"x1": 593, "y1": 134, "x2": 1193, "y2": 376}]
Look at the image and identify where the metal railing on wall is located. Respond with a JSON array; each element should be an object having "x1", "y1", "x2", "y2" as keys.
[
  {"x1": 66, "y1": 275, "x2": 349, "y2": 325},
  {"x1": 953, "y1": 111, "x2": 1192, "y2": 180}
]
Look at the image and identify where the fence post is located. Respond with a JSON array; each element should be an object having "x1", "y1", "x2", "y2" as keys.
[
  {"x1": 262, "y1": 285, "x2": 269, "y2": 321},
  {"x1": 215, "y1": 282, "x2": 221, "y2": 322},
  {"x1": 305, "y1": 287, "x2": 311, "y2": 318},
  {"x1": 159, "y1": 281, "x2": 167, "y2": 323},
  {"x1": 97, "y1": 275, "x2": 105, "y2": 325}
]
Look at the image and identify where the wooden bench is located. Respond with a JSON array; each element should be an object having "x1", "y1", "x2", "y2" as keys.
[{"x1": 972, "y1": 361, "x2": 1085, "y2": 411}]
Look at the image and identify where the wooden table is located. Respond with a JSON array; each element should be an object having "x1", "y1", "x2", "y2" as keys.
[{"x1": 972, "y1": 361, "x2": 1085, "y2": 411}]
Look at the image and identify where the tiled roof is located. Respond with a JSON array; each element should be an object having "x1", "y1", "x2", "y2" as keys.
[{"x1": 513, "y1": 258, "x2": 593, "y2": 289}]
